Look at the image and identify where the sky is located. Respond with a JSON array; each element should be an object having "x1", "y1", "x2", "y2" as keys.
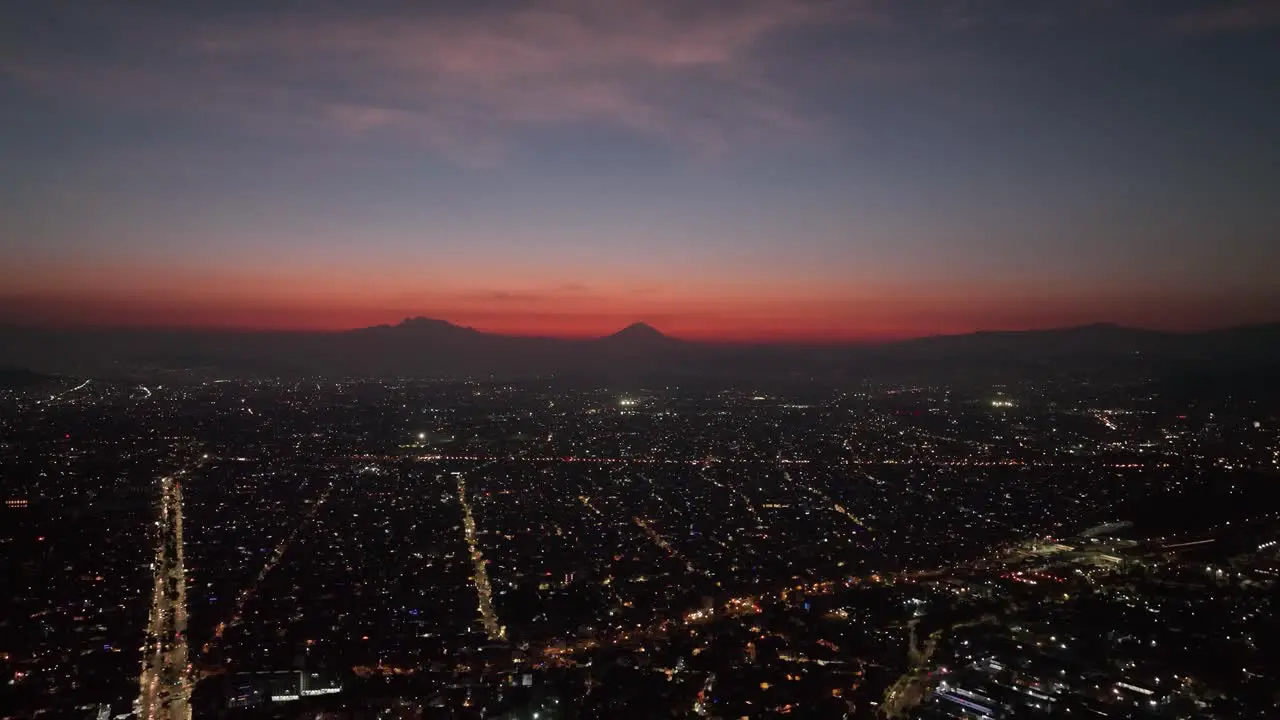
[{"x1": 2, "y1": 0, "x2": 1278, "y2": 341}]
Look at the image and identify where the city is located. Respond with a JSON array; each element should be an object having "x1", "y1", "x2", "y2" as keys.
[
  {"x1": 2, "y1": 2, "x2": 1279, "y2": 717},
  {"x1": 2, "y1": 375, "x2": 1276, "y2": 718}
]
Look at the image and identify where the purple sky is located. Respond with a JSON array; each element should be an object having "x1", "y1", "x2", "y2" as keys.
[{"x1": 2, "y1": 0, "x2": 1278, "y2": 339}]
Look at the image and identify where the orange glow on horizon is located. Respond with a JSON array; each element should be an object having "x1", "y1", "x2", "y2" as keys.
[
  {"x1": 2, "y1": 260, "x2": 1272, "y2": 341},
  {"x1": 0, "y1": 300, "x2": 933, "y2": 342},
  {"x1": 1, "y1": 291, "x2": 1265, "y2": 342}
]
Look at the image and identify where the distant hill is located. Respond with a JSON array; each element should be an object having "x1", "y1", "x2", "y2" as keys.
[
  {"x1": 0, "y1": 318, "x2": 1276, "y2": 384},
  {"x1": 0, "y1": 366, "x2": 62, "y2": 387}
]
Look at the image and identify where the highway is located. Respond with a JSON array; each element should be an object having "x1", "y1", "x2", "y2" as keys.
[
  {"x1": 39, "y1": 378, "x2": 91, "y2": 405},
  {"x1": 136, "y1": 475, "x2": 192, "y2": 720}
]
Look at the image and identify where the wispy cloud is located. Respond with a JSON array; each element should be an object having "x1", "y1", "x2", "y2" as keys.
[
  {"x1": 1174, "y1": 0, "x2": 1280, "y2": 32},
  {"x1": 5, "y1": 0, "x2": 867, "y2": 166}
]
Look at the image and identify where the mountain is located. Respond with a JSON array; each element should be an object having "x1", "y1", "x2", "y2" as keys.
[
  {"x1": 0, "y1": 319, "x2": 1276, "y2": 383},
  {"x1": 353, "y1": 316, "x2": 485, "y2": 339},
  {"x1": 602, "y1": 322, "x2": 675, "y2": 344},
  {"x1": 889, "y1": 323, "x2": 1166, "y2": 356},
  {"x1": 0, "y1": 366, "x2": 64, "y2": 388}
]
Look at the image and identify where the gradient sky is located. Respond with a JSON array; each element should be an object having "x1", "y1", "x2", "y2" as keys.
[{"x1": 2, "y1": 0, "x2": 1278, "y2": 341}]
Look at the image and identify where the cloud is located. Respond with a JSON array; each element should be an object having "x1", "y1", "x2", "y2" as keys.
[
  {"x1": 1174, "y1": 0, "x2": 1280, "y2": 32},
  {"x1": 5, "y1": 0, "x2": 859, "y2": 166},
  {"x1": 465, "y1": 283, "x2": 593, "y2": 303},
  {"x1": 470, "y1": 289, "x2": 557, "y2": 303}
]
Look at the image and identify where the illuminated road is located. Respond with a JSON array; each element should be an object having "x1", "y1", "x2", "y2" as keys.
[
  {"x1": 344, "y1": 453, "x2": 1166, "y2": 470},
  {"x1": 632, "y1": 516, "x2": 700, "y2": 575},
  {"x1": 880, "y1": 616, "x2": 995, "y2": 718},
  {"x1": 783, "y1": 470, "x2": 873, "y2": 533},
  {"x1": 136, "y1": 475, "x2": 192, "y2": 720},
  {"x1": 40, "y1": 378, "x2": 91, "y2": 405},
  {"x1": 702, "y1": 467, "x2": 762, "y2": 525},
  {"x1": 577, "y1": 495, "x2": 604, "y2": 517},
  {"x1": 200, "y1": 483, "x2": 334, "y2": 662},
  {"x1": 456, "y1": 472, "x2": 505, "y2": 641}
]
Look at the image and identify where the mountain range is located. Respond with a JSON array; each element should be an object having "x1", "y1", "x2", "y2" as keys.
[{"x1": 1, "y1": 318, "x2": 1277, "y2": 384}]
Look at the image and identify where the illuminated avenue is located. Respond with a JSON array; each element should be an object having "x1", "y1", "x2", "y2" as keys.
[
  {"x1": 136, "y1": 474, "x2": 192, "y2": 720},
  {"x1": 456, "y1": 470, "x2": 506, "y2": 642}
]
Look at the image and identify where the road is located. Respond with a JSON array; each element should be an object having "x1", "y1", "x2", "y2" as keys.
[
  {"x1": 784, "y1": 470, "x2": 873, "y2": 533},
  {"x1": 136, "y1": 475, "x2": 192, "y2": 720},
  {"x1": 880, "y1": 615, "x2": 996, "y2": 718},
  {"x1": 456, "y1": 471, "x2": 505, "y2": 641},
  {"x1": 200, "y1": 483, "x2": 333, "y2": 663},
  {"x1": 40, "y1": 378, "x2": 90, "y2": 405}
]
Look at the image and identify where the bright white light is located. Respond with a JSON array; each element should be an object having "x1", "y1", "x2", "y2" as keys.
[{"x1": 418, "y1": 432, "x2": 426, "y2": 440}]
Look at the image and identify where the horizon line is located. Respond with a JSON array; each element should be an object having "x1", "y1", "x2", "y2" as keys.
[{"x1": 0, "y1": 316, "x2": 1274, "y2": 345}]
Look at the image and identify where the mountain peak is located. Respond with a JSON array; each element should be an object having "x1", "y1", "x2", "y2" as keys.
[
  {"x1": 395, "y1": 317, "x2": 474, "y2": 332},
  {"x1": 352, "y1": 317, "x2": 479, "y2": 336},
  {"x1": 606, "y1": 322, "x2": 669, "y2": 341}
]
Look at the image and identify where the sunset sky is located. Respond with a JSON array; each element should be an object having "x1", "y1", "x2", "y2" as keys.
[{"x1": 2, "y1": 0, "x2": 1278, "y2": 341}]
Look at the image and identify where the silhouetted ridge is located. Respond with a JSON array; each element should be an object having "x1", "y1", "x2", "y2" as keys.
[
  {"x1": 0, "y1": 367, "x2": 61, "y2": 388},
  {"x1": 1, "y1": 320, "x2": 1277, "y2": 380}
]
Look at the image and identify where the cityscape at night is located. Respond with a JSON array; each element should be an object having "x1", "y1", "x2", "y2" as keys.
[
  {"x1": 3, "y1": 0, "x2": 1280, "y2": 718},
  {"x1": 2, "y1": 370, "x2": 1278, "y2": 718}
]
